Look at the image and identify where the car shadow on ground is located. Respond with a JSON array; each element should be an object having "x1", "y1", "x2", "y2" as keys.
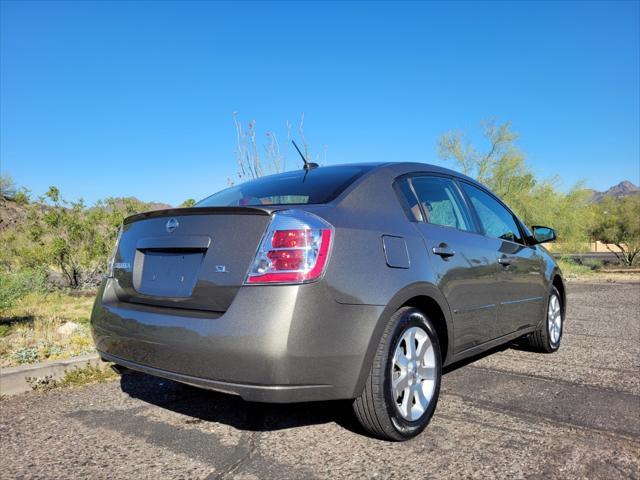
[
  {"x1": 120, "y1": 372, "x2": 364, "y2": 435},
  {"x1": 119, "y1": 342, "x2": 516, "y2": 437}
]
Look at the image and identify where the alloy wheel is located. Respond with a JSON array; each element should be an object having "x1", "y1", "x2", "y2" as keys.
[
  {"x1": 391, "y1": 324, "x2": 436, "y2": 421},
  {"x1": 548, "y1": 294, "x2": 562, "y2": 346}
]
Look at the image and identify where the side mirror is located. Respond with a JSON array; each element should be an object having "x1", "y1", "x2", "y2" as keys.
[{"x1": 530, "y1": 225, "x2": 556, "y2": 244}]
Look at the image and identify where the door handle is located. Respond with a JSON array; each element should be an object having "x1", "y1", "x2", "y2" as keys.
[
  {"x1": 432, "y1": 244, "x2": 455, "y2": 258},
  {"x1": 498, "y1": 255, "x2": 511, "y2": 266}
]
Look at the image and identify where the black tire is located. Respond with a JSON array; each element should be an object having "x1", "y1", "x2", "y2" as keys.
[
  {"x1": 525, "y1": 286, "x2": 563, "y2": 353},
  {"x1": 353, "y1": 306, "x2": 442, "y2": 441}
]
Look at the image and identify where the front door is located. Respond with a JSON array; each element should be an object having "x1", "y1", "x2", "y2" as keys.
[
  {"x1": 458, "y1": 182, "x2": 547, "y2": 337},
  {"x1": 406, "y1": 175, "x2": 502, "y2": 354}
]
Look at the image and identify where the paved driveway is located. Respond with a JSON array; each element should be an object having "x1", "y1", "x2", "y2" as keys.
[{"x1": 1, "y1": 283, "x2": 639, "y2": 479}]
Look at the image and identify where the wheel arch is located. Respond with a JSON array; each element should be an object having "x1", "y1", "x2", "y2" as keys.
[
  {"x1": 551, "y1": 272, "x2": 566, "y2": 318},
  {"x1": 352, "y1": 282, "x2": 454, "y2": 397},
  {"x1": 400, "y1": 296, "x2": 450, "y2": 365}
]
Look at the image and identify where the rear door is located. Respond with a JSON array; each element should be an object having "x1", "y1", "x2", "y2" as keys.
[
  {"x1": 402, "y1": 175, "x2": 501, "y2": 353},
  {"x1": 457, "y1": 182, "x2": 547, "y2": 336}
]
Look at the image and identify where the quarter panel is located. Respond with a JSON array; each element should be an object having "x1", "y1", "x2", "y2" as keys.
[{"x1": 325, "y1": 224, "x2": 435, "y2": 305}]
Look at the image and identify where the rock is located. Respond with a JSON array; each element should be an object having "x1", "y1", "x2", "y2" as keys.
[
  {"x1": 46, "y1": 271, "x2": 68, "y2": 289},
  {"x1": 57, "y1": 321, "x2": 80, "y2": 336}
]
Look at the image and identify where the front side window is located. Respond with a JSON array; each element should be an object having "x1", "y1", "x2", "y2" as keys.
[
  {"x1": 460, "y1": 182, "x2": 523, "y2": 244},
  {"x1": 410, "y1": 176, "x2": 472, "y2": 231}
]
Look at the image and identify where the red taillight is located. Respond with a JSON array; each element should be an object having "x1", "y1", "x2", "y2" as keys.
[
  {"x1": 267, "y1": 248, "x2": 306, "y2": 271},
  {"x1": 271, "y1": 230, "x2": 312, "y2": 248},
  {"x1": 245, "y1": 211, "x2": 333, "y2": 285}
]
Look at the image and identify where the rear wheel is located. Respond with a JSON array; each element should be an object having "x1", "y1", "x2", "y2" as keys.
[
  {"x1": 525, "y1": 286, "x2": 563, "y2": 353},
  {"x1": 353, "y1": 307, "x2": 442, "y2": 441}
]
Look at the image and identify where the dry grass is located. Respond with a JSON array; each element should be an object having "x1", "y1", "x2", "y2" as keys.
[
  {"x1": 24, "y1": 363, "x2": 118, "y2": 391},
  {"x1": 0, "y1": 291, "x2": 96, "y2": 368},
  {"x1": 557, "y1": 258, "x2": 599, "y2": 279},
  {"x1": 558, "y1": 258, "x2": 640, "y2": 282},
  {"x1": 571, "y1": 271, "x2": 640, "y2": 283},
  {"x1": 56, "y1": 363, "x2": 118, "y2": 388}
]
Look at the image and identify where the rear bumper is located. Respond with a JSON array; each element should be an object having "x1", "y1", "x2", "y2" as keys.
[
  {"x1": 91, "y1": 279, "x2": 383, "y2": 403},
  {"x1": 99, "y1": 350, "x2": 334, "y2": 402}
]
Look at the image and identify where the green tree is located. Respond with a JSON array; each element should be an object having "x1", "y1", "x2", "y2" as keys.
[
  {"x1": 0, "y1": 174, "x2": 17, "y2": 199},
  {"x1": 1, "y1": 174, "x2": 30, "y2": 203},
  {"x1": 13, "y1": 189, "x2": 30, "y2": 205},
  {"x1": 438, "y1": 120, "x2": 594, "y2": 251},
  {"x1": 438, "y1": 121, "x2": 518, "y2": 185},
  {"x1": 590, "y1": 196, "x2": 640, "y2": 265},
  {"x1": 35, "y1": 187, "x2": 100, "y2": 288},
  {"x1": 180, "y1": 198, "x2": 196, "y2": 208},
  {"x1": 0, "y1": 189, "x2": 159, "y2": 288}
]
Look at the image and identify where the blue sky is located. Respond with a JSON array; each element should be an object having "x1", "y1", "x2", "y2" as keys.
[{"x1": 1, "y1": 0, "x2": 638, "y2": 206}]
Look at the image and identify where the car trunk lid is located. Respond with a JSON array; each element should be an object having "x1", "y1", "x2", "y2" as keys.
[{"x1": 111, "y1": 207, "x2": 272, "y2": 312}]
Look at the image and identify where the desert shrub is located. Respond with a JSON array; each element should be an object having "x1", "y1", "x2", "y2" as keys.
[
  {"x1": 57, "y1": 363, "x2": 117, "y2": 387},
  {"x1": 25, "y1": 374, "x2": 57, "y2": 391},
  {"x1": 556, "y1": 255, "x2": 605, "y2": 276},
  {"x1": 581, "y1": 258, "x2": 604, "y2": 271},
  {"x1": 13, "y1": 190, "x2": 30, "y2": 205},
  {"x1": 45, "y1": 344, "x2": 65, "y2": 357},
  {"x1": 0, "y1": 188, "x2": 160, "y2": 289},
  {"x1": 0, "y1": 268, "x2": 48, "y2": 309},
  {"x1": 590, "y1": 196, "x2": 640, "y2": 266},
  {"x1": 68, "y1": 328, "x2": 94, "y2": 352},
  {"x1": 12, "y1": 346, "x2": 39, "y2": 364},
  {"x1": 24, "y1": 364, "x2": 116, "y2": 391},
  {"x1": 0, "y1": 291, "x2": 96, "y2": 367},
  {"x1": 557, "y1": 257, "x2": 593, "y2": 278}
]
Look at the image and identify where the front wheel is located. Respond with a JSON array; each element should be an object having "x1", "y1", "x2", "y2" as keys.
[
  {"x1": 353, "y1": 307, "x2": 442, "y2": 441},
  {"x1": 525, "y1": 286, "x2": 564, "y2": 353}
]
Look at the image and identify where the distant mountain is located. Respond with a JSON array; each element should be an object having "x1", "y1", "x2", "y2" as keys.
[{"x1": 590, "y1": 180, "x2": 640, "y2": 203}]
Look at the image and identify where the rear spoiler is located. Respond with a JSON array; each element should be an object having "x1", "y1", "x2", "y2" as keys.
[{"x1": 123, "y1": 206, "x2": 272, "y2": 225}]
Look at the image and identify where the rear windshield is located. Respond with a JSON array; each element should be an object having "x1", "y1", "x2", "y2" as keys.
[{"x1": 196, "y1": 165, "x2": 374, "y2": 207}]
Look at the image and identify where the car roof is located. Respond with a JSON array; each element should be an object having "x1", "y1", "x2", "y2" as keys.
[{"x1": 336, "y1": 161, "x2": 482, "y2": 187}]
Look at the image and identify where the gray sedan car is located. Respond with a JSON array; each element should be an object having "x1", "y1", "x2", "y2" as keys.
[{"x1": 91, "y1": 162, "x2": 565, "y2": 441}]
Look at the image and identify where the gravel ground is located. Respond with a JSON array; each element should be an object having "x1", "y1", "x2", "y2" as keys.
[{"x1": 1, "y1": 282, "x2": 639, "y2": 479}]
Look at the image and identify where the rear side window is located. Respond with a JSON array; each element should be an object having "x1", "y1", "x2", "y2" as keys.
[
  {"x1": 394, "y1": 179, "x2": 423, "y2": 221},
  {"x1": 410, "y1": 176, "x2": 473, "y2": 231},
  {"x1": 196, "y1": 165, "x2": 373, "y2": 207},
  {"x1": 460, "y1": 182, "x2": 523, "y2": 244}
]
